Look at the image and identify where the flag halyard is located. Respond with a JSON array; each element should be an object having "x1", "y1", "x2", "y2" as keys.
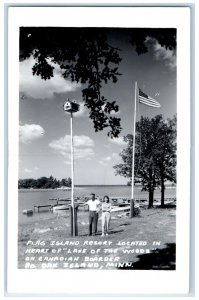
[{"x1": 138, "y1": 88, "x2": 161, "y2": 108}]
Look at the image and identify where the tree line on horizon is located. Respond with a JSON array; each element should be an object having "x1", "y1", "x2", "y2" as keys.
[{"x1": 18, "y1": 176, "x2": 72, "y2": 189}]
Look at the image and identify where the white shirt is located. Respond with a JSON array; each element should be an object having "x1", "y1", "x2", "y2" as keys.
[
  {"x1": 86, "y1": 199, "x2": 101, "y2": 211},
  {"x1": 102, "y1": 202, "x2": 111, "y2": 212}
]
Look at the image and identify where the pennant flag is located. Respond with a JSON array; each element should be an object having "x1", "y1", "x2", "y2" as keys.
[{"x1": 138, "y1": 88, "x2": 161, "y2": 108}]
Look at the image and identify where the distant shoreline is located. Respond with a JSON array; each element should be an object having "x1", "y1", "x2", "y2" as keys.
[{"x1": 18, "y1": 184, "x2": 176, "y2": 192}]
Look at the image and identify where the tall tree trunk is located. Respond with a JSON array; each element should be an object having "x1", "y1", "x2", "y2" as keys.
[
  {"x1": 148, "y1": 189, "x2": 154, "y2": 208},
  {"x1": 148, "y1": 165, "x2": 154, "y2": 208},
  {"x1": 161, "y1": 174, "x2": 165, "y2": 207}
]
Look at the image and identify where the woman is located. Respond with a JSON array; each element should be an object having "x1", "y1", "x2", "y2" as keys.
[{"x1": 101, "y1": 195, "x2": 112, "y2": 236}]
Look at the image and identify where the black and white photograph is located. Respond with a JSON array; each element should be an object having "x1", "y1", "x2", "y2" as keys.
[
  {"x1": 6, "y1": 5, "x2": 191, "y2": 296},
  {"x1": 18, "y1": 26, "x2": 177, "y2": 271}
]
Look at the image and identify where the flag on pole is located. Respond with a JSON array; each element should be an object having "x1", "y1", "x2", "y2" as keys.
[{"x1": 138, "y1": 88, "x2": 161, "y2": 108}]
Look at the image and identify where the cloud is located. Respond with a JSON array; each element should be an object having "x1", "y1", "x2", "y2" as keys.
[
  {"x1": 19, "y1": 124, "x2": 45, "y2": 143},
  {"x1": 49, "y1": 134, "x2": 95, "y2": 162},
  {"x1": 153, "y1": 43, "x2": 176, "y2": 71},
  {"x1": 64, "y1": 161, "x2": 72, "y2": 165},
  {"x1": 112, "y1": 153, "x2": 120, "y2": 160},
  {"x1": 99, "y1": 156, "x2": 111, "y2": 165},
  {"x1": 98, "y1": 152, "x2": 121, "y2": 166},
  {"x1": 24, "y1": 168, "x2": 32, "y2": 173},
  {"x1": 145, "y1": 37, "x2": 176, "y2": 71},
  {"x1": 99, "y1": 160, "x2": 108, "y2": 166},
  {"x1": 103, "y1": 156, "x2": 112, "y2": 161},
  {"x1": 24, "y1": 166, "x2": 38, "y2": 173},
  {"x1": 73, "y1": 101, "x2": 89, "y2": 118},
  {"x1": 19, "y1": 56, "x2": 81, "y2": 99},
  {"x1": 108, "y1": 136, "x2": 126, "y2": 146}
]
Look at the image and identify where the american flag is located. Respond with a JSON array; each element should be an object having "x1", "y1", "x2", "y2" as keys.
[{"x1": 138, "y1": 88, "x2": 161, "y2": 108}]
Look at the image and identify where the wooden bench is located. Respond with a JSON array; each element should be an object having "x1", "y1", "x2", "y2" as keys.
[
  {"x1": 49, "y1": 198, "x2": 71, "y2": 205},
  {"x1": 34, "y1": 205, "x2": 52, "y2": 212}
]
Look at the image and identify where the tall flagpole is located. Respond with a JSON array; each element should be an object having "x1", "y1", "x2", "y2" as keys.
[
  {"x1": 70, "y1": 111, "x2": 75, "y2": 236},
  {"x1": 131, "y1": 81, "x2": 137, "y2": 199},
  {"x1": 63, "y1": 99, "x2": 79, "y2": 236}
]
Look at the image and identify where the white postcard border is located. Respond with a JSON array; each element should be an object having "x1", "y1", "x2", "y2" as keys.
[{"x1": 7, "y1": 6, "x2": 190, "y2": 296}]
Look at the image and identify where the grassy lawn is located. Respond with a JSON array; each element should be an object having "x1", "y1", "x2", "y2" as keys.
[{"x1": 18, "y1": 205, "x2": 176, "y2": 270}]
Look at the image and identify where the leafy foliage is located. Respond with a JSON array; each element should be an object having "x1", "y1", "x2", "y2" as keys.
[
  {"x1": 20, "y1": 27, "x2": 176, "y2": 138},
  {"x1": 113, "y1": 115, "x2": 177, "y2": 207},
  {"x1": 20, "y1": 27, "x2": 122, "y2": 138}
]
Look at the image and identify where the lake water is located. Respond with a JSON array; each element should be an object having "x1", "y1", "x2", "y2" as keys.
[{"x1": 18, "y1": 185, "x2": 176, "y2": 224}]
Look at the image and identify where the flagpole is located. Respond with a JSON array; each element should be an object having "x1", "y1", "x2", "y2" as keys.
[
  {"x1": 131, "y1": 81, "x2": 137, "y2": 199},
  {"x1": 70, "y1": 111, "x2": 75, "y2": 237}
]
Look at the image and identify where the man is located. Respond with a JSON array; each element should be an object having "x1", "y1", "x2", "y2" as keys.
[{"x1": 85, "y1": 193, "x2": 101, "y2": 236}]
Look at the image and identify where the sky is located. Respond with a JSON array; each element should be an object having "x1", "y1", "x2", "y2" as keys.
[{"x1": 19, "y1": 28, "x2": 176, "y2": 185}]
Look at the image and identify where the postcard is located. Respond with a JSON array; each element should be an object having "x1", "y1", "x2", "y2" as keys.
[{"x1": 6, "y1": 5, "x2": 191, "y2": 296}]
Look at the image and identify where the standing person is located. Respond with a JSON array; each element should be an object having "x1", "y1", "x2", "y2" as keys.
[
  {"x1": 85, "y1": 193, "x2": 101, "y2": 236},
  {"x1": 101, "y1": 195, "x2": 112, "y2": 236}
]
